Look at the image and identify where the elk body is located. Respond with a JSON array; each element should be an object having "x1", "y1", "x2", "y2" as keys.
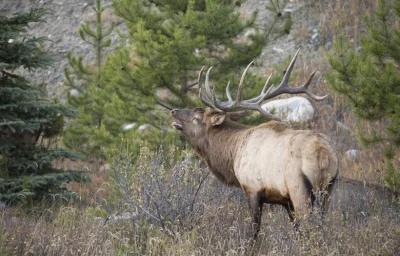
[{"x1": 171, "y1": 50, "x2": 339, "y2": 237}]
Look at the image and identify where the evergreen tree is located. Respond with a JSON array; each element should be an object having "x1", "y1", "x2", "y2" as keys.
[
  {"x1": 63, "y1": 0, "x2": 288, "y2": 155},
  {"x1": 99, "y1": 0, "x2": 282, "y2": 135},
  {"x1": 0, "y1": 9, "x2": 89, "y2": 204},
  {"x1": 327, "y1": 0, "x2": 400, "y2": 190},
  {"x1": 63, "y1": 0, "x2": 114, "y2": 158}
]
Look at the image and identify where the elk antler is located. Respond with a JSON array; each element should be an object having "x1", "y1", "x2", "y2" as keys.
[{"x1": 198, "y1": 49, "x2": 328, "y2": 119}]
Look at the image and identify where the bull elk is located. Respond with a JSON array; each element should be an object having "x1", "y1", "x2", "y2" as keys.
[{"x1": 170, "y1": 50, "x2": 339, "y2": 237}]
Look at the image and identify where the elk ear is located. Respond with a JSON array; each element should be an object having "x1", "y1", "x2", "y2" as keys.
[
  {"x1": 209, "y1": 112, "x2": 226, "y2": 126},
  {"x1": 193, "y1": 108, "x2": 204, "y2": 120}
]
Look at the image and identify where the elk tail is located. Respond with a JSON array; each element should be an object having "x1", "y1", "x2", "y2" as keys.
[
  {"x1": 317, "y1": 145, "x2": 339, "y2": 214},
  {"x1": 318, "y1": 146, "x2": 339, "y2": 184},
  {"x1": 318, "y1": 146, "x2": 330, "y2": 173}
]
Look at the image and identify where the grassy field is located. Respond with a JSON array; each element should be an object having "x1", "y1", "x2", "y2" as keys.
[
  {"x1": 1, "y1": 183, "x2": 399, "y2": 255},
  {"x1": 1, "y1": 147, "x2": 399, "y2": 256},
  {"x1": 1, "y1": 0, "x2": 400, "y2": 255}
]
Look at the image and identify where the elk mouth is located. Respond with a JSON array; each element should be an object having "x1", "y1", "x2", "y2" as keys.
[{"x1": 172, "y1": 120, "x2": 183, "y2": 130}]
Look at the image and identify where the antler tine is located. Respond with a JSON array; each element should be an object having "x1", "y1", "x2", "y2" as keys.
[
  {"x1": 199, "y1": 66, "x2": 216, "y2": 108},
  {"x1": 197, "y1": 66, "x2": 205, "y2": 85},
  {"x1": 197, "y1": 66, "x2": 206, "y2": 101},
  {"x1": 243, "y1": 49, "x2": 301, "y2": 104},
  {"x1": 196, "y1": 49, "x2": 327, "y2": 119},
  {"x1": 235, "y1": 60, "x2": 255, "y2": 104},
  {"x1": 204, "y1": 67, "x2": 213, "y2": 94},
  {"x1": 205, "y1": 67, "x2": 222, "y2": 107},
  {"x1": 307, "y1": 91, "x2": 328, "y2": 101},
  {"x1": 262, "y1": 73, "x2": 273, "y2": 94},
  {"x1": 197, "y1": 66, "x2": 205, "y2": 98},
  {"x1": 258, "y1": 49, "x2": 328, "y2": 102},
  {"x1": 303, "y1": 72, "x2": 328, "y2": 101},
  {"x1": 225, "y1": 81, "x2": 233, "y2": 102},
  {"x1": 273, "y1": 48, "x2": 300, "y2": 92},
  {"x1": 303, "y1": 70, "x2": 316, "y2": 89},
  {"x1": 242, "y1": 73, "x2": 273, "y2": 104}
]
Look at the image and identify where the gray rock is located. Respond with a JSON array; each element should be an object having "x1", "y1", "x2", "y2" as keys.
[
  {"x1": 121, "y1": 122, "x2": 137, "y2": 131},
  {"x1": 138, "y1": 124, "x2": 152, "y2": 132},
  {"x1": 69, "y1": 89, "x2": 80, "y2": 97},
  {"x1": 261, "y1": 96, "x2": 314, "y2": 122},
  {"x1": 103, "y1": 211, "x2": 138, "y2": 225},
  {"x1": 344, "y1": 149, "x2": 360, "y2": 161}
]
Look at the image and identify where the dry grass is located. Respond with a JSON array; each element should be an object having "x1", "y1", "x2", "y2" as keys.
[
  {"x1": 1, "y1": 2, "x2": 398, "y2": 255},
  {"x1": 306, "y1": 0, "x2": 377, "y2": 47},
  {"x1": 1, "y1": 144, "x2": 399, "y2": 256},
  {"x1": 0, "y1": 186, "x2": 399, "y2": 256}
]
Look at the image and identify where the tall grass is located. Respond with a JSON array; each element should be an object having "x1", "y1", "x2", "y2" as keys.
[
  {"x1": 1, "y1": 145, "x2": 399, "y2": 256},
  {"x1": 1, "y1": 1, "x2": 399, "y2": 255}
]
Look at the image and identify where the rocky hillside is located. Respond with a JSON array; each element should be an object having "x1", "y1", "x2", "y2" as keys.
[
  {"x1": 0, "y1": 0, "x2": 327, "y2": 98},
  {"x1": 0, "y1": 0, "x2": 119, "y2": 98},
  {"x1": 2, "y1": 0, "x2": 361, "y2": 151}
]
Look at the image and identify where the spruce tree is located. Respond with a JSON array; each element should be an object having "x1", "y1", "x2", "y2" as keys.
[
  {"x1": 0, "y1": 9, "x2": 89, "y2": 204},
  {"x1": 327, "y1": 0, "x2": 400, "y2": 190},
  {"x1": 63, "y1": 0, "x2": 114, "y2": 157}
]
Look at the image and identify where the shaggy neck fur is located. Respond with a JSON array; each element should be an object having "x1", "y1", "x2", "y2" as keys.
[
  {"x1": 188, "y1": 120, "x2": 290, "y2": 187},
  {"x1": 192, "y1": 120, "x2": 247, "y2": 187}
]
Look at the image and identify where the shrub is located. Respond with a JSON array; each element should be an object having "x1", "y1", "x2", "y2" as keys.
[{"x1": 106, "y1": 142, "x2": 210, "y2": 233}]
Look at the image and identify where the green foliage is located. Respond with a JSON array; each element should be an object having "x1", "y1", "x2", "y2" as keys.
[
  {"x1": 327, "y1": 0, "x2": 400, "y2": 190},
  {"x1": 0, "y1": 9, "x2": 89, "y2": 204},
  {"x1": 385, "y1": 161, "x2": 400, "y2": 191},
  {"x1": 0, "y1": 8, "x2": 51, "y2": 70},
  {"x1": 65, "y1": 0, "x2": 289, "y2": 158},
  {"x1": 266, "y1": 0, "x2": 292, "y2": 35},
  {"x1": 98, "y1": 0, "x2": 283, "y2": 140},
  {"x1": 63, "y1": 0, "x2": 114, "y2": 158}
]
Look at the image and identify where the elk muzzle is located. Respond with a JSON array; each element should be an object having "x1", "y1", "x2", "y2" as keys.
[{"x1": 171, "y1": 109, "x2": 183, "y2": 130}]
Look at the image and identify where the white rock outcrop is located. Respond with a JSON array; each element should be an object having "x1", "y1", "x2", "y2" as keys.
[{"x1": 261, "y1": 96, "x2": 314, "y2": 122}]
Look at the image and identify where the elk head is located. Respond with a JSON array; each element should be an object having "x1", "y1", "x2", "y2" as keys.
[
  {"x1": 171, "y1": 107, "x2": 231, "y2": 144},
  {"x1": 171, "y1": 49, "x2": 328, "y2": 134}
]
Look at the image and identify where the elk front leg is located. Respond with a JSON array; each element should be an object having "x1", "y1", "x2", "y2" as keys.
[
  {"x1": 248, "y1": 193, "x2": 263, "y2": 239},
  {"x1": 283, "y1": 202, "x2": 295, "y2": 222}
]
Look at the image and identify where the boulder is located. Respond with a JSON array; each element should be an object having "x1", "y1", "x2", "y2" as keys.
[
  {"x1": 121, "y1": 122, "x2": 137, "y2": 131},
  {"x1": 138, "y1": 123, "x2": 152, "y2": 132},
  {"x1": 261, "y1": 96, "x2": 314, "y2": 122}
]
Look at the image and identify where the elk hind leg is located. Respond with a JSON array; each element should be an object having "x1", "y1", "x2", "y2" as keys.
[
  {"x1": 288, "y1": 174, "x2": 313, "y2": 220},
  {"x1": 320, "y1": 177, "x2": 338, "y2": 217},
  {"x1": 248, "y1": 193, "x2": 263, "y2": 239}
]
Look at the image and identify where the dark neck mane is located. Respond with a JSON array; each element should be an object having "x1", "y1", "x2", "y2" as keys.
[{"x1": 194, "y1": 120, "x2": 247, "y2": 187}]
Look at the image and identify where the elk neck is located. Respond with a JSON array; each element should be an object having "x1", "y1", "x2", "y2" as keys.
[{"x1": 193, "y1": 120, "x2": 247, "y2": 187}]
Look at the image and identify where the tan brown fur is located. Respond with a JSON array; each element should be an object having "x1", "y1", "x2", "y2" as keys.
[
  {"x1": 171, "y1": 107, "x2": 339, "y2": 237},
  {"x1": 194, "y1": 120, "x2": 245, "y2": 186},
  {"x1": 257, "y1": 120, "x2": 288, "y2": 132}
]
